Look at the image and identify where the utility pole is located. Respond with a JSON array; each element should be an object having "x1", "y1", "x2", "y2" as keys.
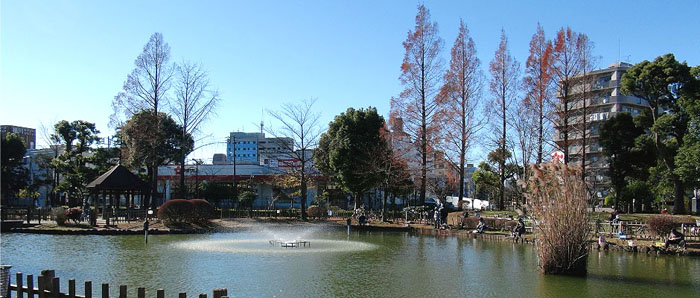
[{"x1": 230, "y1": 136, "x2": 238, "y2": 200}]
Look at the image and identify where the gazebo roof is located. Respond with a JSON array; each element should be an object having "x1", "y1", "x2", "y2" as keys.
[{"x1": 86, "y1": 165, "x2": 148, "y2": 191}]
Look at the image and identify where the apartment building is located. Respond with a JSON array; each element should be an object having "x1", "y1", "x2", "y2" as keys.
[
  {"x1": 553, "y1": 62, "x2": 648, "y2": 202},
  {"x1": 1, "y1": 125, "x2": 36, "y2": 149}
]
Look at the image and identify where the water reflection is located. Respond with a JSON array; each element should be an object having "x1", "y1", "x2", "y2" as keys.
[{"x1": 2, "y1": 231, "x2": 699, "y2": 297}]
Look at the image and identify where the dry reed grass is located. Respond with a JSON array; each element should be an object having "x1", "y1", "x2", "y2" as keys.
[{"x1": 524, "y1": 162, "x2": 591, "y2": 275}]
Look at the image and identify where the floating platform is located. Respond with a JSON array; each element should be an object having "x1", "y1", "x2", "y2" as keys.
[{"x1": 269, "y1": 240, "x2": 311, "y2": 248}]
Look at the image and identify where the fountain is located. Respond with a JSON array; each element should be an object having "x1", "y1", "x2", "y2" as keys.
[{"x1": 172, "y1": 226, "x2": 375, "y2": 254}]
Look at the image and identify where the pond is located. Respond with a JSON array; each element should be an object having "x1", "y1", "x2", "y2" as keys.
[{"x1": 2, "y1": 228, "x2": 699, "y2": 297}]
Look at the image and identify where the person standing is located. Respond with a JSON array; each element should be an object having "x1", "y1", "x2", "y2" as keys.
[{"x1": 143, "y1": 219, "x2": 150, "y2": 243}]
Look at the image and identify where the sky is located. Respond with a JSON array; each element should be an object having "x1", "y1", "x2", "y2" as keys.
[{"x1": 2, "y1": 0, "x2": 699, "y2": 163}]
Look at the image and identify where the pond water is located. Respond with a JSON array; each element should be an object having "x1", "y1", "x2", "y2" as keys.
[{"x1": 2, "y1": 228, "x2": 699, "y2": 297}]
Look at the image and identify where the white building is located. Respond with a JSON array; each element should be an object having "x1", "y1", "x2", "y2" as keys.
[{"x1": 158, "y1": 163, "x2": 317, "y2": 209}]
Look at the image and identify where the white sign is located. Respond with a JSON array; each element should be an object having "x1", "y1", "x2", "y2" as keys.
[{"x1": 552, "y1": 151, "x2": 564, "y2": 163}]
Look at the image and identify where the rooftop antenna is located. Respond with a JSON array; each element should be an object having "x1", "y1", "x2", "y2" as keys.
[
  {"x1": 260, "y1": 108, "x2": 264, "y2": 134},
  {"x1": 618, "y1": 37, "x2": 621, "y2": 63}
]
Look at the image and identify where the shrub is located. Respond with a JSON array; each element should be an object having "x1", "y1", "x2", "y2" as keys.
[
  {"x1": 51, "y1": 207, "x2": 67, "y2": 226},
  {"x1": 647, "y1": 216, "x2": 676, "y2": 240},
  {"x1": 190, "y1": 199, "x2": 216, "y2": 223},
  {"x1": 484, "y1": 218, "x2": 509, "y2": 230},
  {"x1": 307, "y1": 205, "x2": 328, "y2": 219},
  {"x1": 504, "y1": 220, "x2": 518, "y2": 232},
  {"x1": 158, "y1": 199, "x2": 215, "y2": 226},
  {"x1": 66, "y1": 208, "x2": 82, "y2": 224},
  {"x1": 461, "y1": 217, "x2": 511, "y2": 230},
  {"x1": 525, "y1": 163, "x2": 590, "y2": 276},
  {"x1": 461, "y1": 217, "x2": 479, "y2": 229}
]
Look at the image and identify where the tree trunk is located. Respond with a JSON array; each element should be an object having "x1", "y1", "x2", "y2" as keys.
[
  {"x1": 300, "y1": 166, "x2": 307, "y2": 221},
  {"x1": 179, "y1": 153, "x2": 186, "y2": 199},
  {"x1": 672, "y1": 175, "x2": 686, "y2": 214},
  {"x1": 382, "y1": 188, "x2": 388, "y2": 221}
]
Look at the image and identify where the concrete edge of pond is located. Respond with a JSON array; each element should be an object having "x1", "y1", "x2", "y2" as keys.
[
  {"x1": 5, "y1": 223, "x2": 699, "y2": 257},
  {"x1": 4, "y1": 227, "x2": 211, "y2": 235}
]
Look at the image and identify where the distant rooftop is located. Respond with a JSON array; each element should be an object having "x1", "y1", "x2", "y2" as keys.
[{"x1": 608, "y1": 62, "x2": 633, "y2": 68}]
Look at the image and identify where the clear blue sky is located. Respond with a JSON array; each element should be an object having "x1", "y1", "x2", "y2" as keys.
[{"x1": 2, "y1": 0, "x2": 699, "y2": 162}]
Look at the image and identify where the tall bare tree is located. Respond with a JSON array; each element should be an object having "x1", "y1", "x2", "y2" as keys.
[
  {"x1": 111, "y1": 32, "x2": 174, "y2": 208},
  {"x1": 488, "y1": 29, "x2": 520, "y2": 210},
  {"x1": 551, "y1": 27, "x2": 584, "y2": 164},
  {"x1": 171, "y1": 61, "x2": 220, "y2": 198},
  {"x1": 574, "y1": 34, "x2": 596, "y2": 182},
  {"x1": 436, "y1": 19, "x2": 483, "y2": 201},
  {"x1": 523, "y1": 23, "x2": 554, "y2": 164},
  {"x1": 509, "y1": 99, "x2": 538, "y2": 183},
  {"x1": 266, "y1": 98, "x2": 322, "y2": 220},
  {"x1": 390, "y1": 4, "x2": 443, "y2": 205}
]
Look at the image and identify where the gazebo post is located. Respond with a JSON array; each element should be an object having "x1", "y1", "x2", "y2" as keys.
[{"x1": 102, "y1": 190, "x2": 107, "y2": 224}]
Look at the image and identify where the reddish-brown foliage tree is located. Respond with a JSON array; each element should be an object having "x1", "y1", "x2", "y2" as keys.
[
  {"x1": 391, "y1": 4, "x2": 443, "y2": 205},
  {"x1": 488, "y1": 29, "x2": 520, "y2": 210},
  {"x1": 435, "y1": 19, "x2": 484, "y2": 202},
  {"x1": 551, "y1": 27, "x2": 585, "y2": 165},
  {"x1": 523, "y1": 23, "x2": 554, "y2": 165}
]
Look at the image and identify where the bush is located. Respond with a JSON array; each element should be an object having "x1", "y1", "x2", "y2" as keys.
[
  {"x1": 66, "y1": 208, "x2": 82, "y2": 223},
  {"x1": 461, "y1": 217, "x2": 480, "y2": 229},
  {"x1": 647, "y1": 216, "x2": 676, "y2": 240},
  {"x1": 603, "y1": 194, "x2": 615, "y2": 207},
  {"x1": 51, "y1": 207, "x2": 67, "y2": 226},
  {"x1": 461, "y1": 217, "x2": 512, "y2": 230},
  {"x1": 504, "y1": 220, "x2": 518, "y2": 232},
  {"x1": 307, "y1": 205, "x2": 327, "y2": 219},
  {"x1": 190, "y1": 199, "x2": 216, "y2": 223},
  {"x1": 484, "y1": 218, "x2": 509, "y2": 230},
  {"x1": 158, "y1": 199, "x2": 215, "y2": 226}
]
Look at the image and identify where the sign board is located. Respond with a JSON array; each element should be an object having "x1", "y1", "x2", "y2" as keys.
[{"x1": 552, "y1": 151, "x2": 564, "y2": 163}]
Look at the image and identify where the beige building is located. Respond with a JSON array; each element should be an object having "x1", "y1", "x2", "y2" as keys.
[{"x1": 554, "y1": 62, "x2": 648, "y2": 203}]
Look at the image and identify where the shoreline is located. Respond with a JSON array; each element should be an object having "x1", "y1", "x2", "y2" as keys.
[{"x1": 4, "y1": 218, "x2": 698, "y2": 257}]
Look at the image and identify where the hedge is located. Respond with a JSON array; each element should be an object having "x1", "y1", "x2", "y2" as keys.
[{"x1": 158, "y1": 199, "x2": 215, "y2": 225}]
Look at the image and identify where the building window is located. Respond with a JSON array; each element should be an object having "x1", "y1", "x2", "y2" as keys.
[{"x1": 596, "y1": 76, "x2": 611, "y2": 89}]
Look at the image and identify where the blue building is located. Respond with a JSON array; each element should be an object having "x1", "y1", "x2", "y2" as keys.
[
  {"x1": 226, "y1": 132, "x2": 294, "y2": 165},
  {"x1": 226, "y1": 132, "x2": 263, "y2": 164}
]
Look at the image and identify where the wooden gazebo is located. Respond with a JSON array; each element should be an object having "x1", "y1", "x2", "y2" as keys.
[{"x1": 87, "y1": 165, "x2": 148, "y2": 221}]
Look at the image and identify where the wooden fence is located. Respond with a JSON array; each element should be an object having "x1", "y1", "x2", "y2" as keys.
[
  {"x1": 110, "y1": 209, "x2": 157, "y2": 223},
  {"x1": 592, "y1": 220, "x2": 700, "y2": 241},
  {"x1": 0, "y1": 207, "x2": 49, "y2": 224},
  {"x1": 6, "y1": 270, "x2": 230, "y2": 298}
]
